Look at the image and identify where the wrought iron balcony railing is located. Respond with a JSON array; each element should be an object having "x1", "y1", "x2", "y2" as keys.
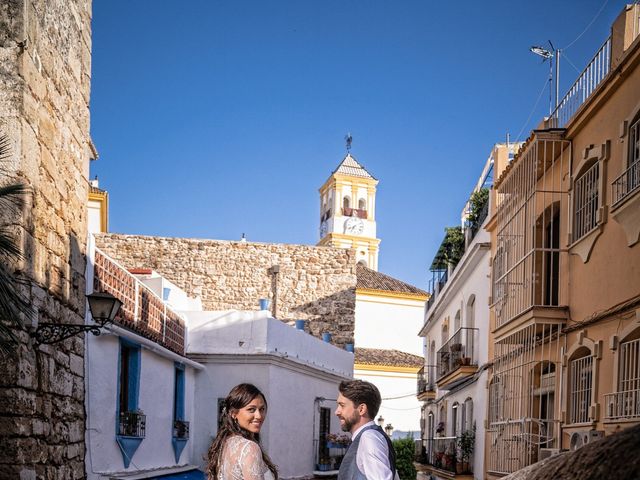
[
  {"x1": 612, "y1": 161, "x2": 640, "y2": 207},
  {"x1": 118, "y1": 411, "x2": 146, "y2": 438},
  {"x1": 436, "y1": 327, "x2": 478, "y2": 381},
  {"x1": 417, "y1": 366, "x2": 436, "y2": 395},
  {"x1": 173, "y1": 419, "x2": 190, "y2": 439}
]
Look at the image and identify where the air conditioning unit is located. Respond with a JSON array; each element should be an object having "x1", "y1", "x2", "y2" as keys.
[
  {"x1": 539, "y1": 448, "x2": 560, "y2": 460},
  {"x1": 569, "y1": 430, "x2": 605, "y2": 451}
]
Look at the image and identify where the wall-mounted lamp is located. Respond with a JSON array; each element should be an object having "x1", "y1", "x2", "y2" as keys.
[{"x1": 31, "y1": 291, "x2": 122, "y2": 345}]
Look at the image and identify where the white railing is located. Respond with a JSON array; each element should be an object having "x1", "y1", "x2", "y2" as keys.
[
  {"x1": 573, "y1": 161, "x2": 599, "y2": 242},
  {"x1": 605, "y1": 390, "x2": 640, "y2": 420},
  {"x1": 550, "y1": 37, "x2": 611, "y2": 128}
]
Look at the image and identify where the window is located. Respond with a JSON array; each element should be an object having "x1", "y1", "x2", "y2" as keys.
[
  {"x1": 343, "y1": 196, "x2": 351, "y2": 209},
  {"x1": 454, "y1": 310, "x2": 461, "y2": 333},
  {"x1": 629, "y1": 115, "x2": 640, "y2": 169},
  {"x1": 466, "y1": 296, "x2": 475, "y2": 329},
  {"x1": 569, "y1": 349, "x2": 593, "y2": 424},
  {"x1": 452, "y1": 402, "x2": 459, "y2": 437},
  {"x1": 463, "y1": 398, "x2": 473, "y2": 432},
  {"x1": 358, "y1": 198, "x2": 366, "y2": 210},
  {"x1": 488, "y1": 377, "x2": 503, "y2": 424},
  {"x1": 609, "y1": 333, "x2": 640, "y2": 419},
  {"x1": 573, "y1": 160, "x2": 599, "y2": 242},
  {"x1": 119, "y1": 340, "x2": 141, "y2": 417},
  {"x1": 173, "y1": 363, "x2": 188, "y2": 439},
  {"x1": 441, "y1": 324, "x2": 449, "y2": 346}
]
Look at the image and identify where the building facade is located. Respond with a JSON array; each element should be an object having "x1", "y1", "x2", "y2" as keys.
[
  {"x1": 415, "y1": 144, "x2": 519, "y2": 480},
  {"x1": 486, "y1": 5, "x2": 640, "y2": 477}
]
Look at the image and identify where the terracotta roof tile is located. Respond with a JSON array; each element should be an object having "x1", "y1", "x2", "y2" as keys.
[
  {"x1": 355, "y1": 348, "x2": 424, "y2": 368},
  {"x1": 356, "y1": 264, "x2": 428, "y2": 297}
]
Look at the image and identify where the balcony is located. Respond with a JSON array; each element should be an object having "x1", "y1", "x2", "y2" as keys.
[
  {"x1": 604, "y1": 390, "x2": 640, "y2": 421},
  {"x1": 436, "y1": 328, "x2": 478, "y2": 389},
  {"x1": 173, "y1": 419, "x2": 190, "y2": 439},
  {"x1": 417, "y1": 436, "x2": 474, "y2": 479},
  {"x1": 417, "y1": 366, "x2": 436, "y2": 401},
  {"x1": 94, "y1": 248, "x2": 186, "y2": 355},
  {"x1": 342, "y1": 207, "x2": 368, "y2": 219},
  {"x1": 612, "y1": 161, "x2": 640, "y2": 207},
  {"x1": 118, "y1": 411, "x2": 146, "y2": 438}
]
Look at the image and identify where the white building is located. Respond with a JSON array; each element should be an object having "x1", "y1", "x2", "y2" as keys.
[
  {"x1": 354, "y1": 264, "x2": 428, "y2": 437},
  {"x1": 416, "y1": 144, "x2": 519, "y2": 480},
  {"x1": 183, "y1": 309, "x2": 353, "y2": 479},
  {"x1": 85, "y1": 239, "x2": 203, "y2": 479}
]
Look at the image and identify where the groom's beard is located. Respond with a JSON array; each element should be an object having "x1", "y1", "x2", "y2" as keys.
[{"x1": 339, "y1": 411, "x2": 360, "y2": 432}]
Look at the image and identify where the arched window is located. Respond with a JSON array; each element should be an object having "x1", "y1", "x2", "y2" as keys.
[
  {"x1": 358, "y1": 198, "x2": 366, "y2": 210},
  {"x1": 466, "y1": 295, "x2": 475, "y2": 329},
  {"x1": 568, "y1": 347, "x2": 593, "y2": 424},
  {"x1": 343, "y1": 196, "x2": 351, "y2": 210},
  {"x1": 451, "y1": 402, "x2": 459, "y2": 437},
  {"x1": 463, "y1": 398, "x2": 473, "y2": 432},
  {"x1": 441, "y1": 324, "x2": 449, "y2": 345},
  {"x1": 454, "y1": 310, "x2": 461, "y2": 333},
  {"x1": 572, "y1": 157, "x2": 600, "y2": 242},
  {"x1": 613, "y1": 328, "x2": 640, "y2": 419}
]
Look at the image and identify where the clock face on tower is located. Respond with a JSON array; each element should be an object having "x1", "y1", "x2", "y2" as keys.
[{"x1": 344, "y1": 217, "x2": 364, "y2": 235}]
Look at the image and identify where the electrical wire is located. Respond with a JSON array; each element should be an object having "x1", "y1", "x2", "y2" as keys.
[
  {"x1": 562, "y1": 0, "x2": 610, "y2": 51},
  {"x1": 514, "y1": 77, "x2": 550, "y2": 143}
]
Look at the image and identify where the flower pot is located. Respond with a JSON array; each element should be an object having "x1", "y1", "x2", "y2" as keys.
[{"x1": 316, "y1": 464, "x2": 331, "y2": 471}]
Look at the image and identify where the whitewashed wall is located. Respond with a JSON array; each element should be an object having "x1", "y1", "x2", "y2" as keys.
[
  {"x1": 354, "y1": 368, "x2": 422, "y2": 435},
  {"x1": 355, "y1": 294, "x2": 426, "y2": 356},
  {"x1": 85, "y1": 332, "x2": 198, "y2": 479}
]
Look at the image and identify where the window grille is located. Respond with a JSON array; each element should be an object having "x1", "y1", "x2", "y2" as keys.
[
  {"x1": 606, "y1": 337, "x2": 640, "y2": 420},
  {"x1": 573, "y1": 162, "x2": 599, "y2": 242},
  {"x1": 569, "y1": 355, "x2": 593, "y2": 424}
]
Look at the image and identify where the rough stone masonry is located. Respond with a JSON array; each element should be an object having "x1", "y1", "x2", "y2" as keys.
[
  {"x1": 0, "y1": 1, "x2": 93, "y2": 479},
  {"x1": 95, "y1": 233, "x2": 358, "y2": 346}
]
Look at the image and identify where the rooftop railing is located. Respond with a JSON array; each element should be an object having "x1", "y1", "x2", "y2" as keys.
[{"x1": 549, "y1": 37, "x2": 611, "y2": 128}]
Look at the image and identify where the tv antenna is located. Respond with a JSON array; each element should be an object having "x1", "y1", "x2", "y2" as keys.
[{"x1": 530, "y1": 41, "x2": 560, "y2": 116}]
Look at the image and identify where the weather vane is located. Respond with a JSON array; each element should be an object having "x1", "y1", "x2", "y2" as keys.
[{"x1": 345, "y1": 133, "x2": 353, "y2": 153}]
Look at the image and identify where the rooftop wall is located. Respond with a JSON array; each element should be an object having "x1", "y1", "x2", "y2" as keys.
[{"x1": 95, "y1": 233, "x2": 358, "y2": 346}]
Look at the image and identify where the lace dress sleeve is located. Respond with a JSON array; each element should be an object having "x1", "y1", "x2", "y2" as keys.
[
  {"x1": 238, "y1": 438, "x2": 268, "y2": 480},
  {"x1": 219, "y1": 436, "x2": 268, "y2": 480}
]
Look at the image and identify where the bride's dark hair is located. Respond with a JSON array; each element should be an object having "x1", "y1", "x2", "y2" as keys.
[{"x1": 206, "y1": 383, "x2": 278, "y2": 480}]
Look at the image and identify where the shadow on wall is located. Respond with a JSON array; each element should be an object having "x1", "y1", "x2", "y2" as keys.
[{"x1": 292, "y1": 288, "x2": 357, "y2": 347}]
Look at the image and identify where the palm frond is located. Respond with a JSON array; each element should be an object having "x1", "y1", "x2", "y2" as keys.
[{"x1": 0, "y1": 183, "x2": 29, "y2": 211}]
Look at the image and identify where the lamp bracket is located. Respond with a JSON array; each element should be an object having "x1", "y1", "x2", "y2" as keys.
[{"x1": 30, "y1": 319, "x2": 111, "y2": 345}]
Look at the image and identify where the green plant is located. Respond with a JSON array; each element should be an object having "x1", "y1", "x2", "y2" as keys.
[
  {"x1": 457, "y1": 424, "x2": 476, "y2": 467},
  {"x1": 431, "y1": 226, "x2": 465, "y2": 271},
  {"x1": 468, "y1": 188, "x2": 489, "y2": 230},
  {"x1": 392, "y1": 436, "x2": 417, "y2": 480},
  {"x1": 0, "y1": 134, "x2": 32, "y2": 355}
]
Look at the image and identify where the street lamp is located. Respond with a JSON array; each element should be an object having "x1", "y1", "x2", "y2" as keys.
[
  {"x1": 377, "y1": 416, "x2": 385, "y2": 428},
  {"x1": 31, "y1": 291, "x2": 122, "y2": 344},
  {"x1": 385, "y1": 423, "x2": 394, "y2": 437}
]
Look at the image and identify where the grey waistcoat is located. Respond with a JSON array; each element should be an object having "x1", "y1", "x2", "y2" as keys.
[{"x1": 337, "y1": 425, "x2": 396, "y2": 480}]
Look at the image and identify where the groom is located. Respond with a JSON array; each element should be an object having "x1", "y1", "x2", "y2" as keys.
[{"x1": 335, "y1": 380, "x2": 396, "y2": 480}]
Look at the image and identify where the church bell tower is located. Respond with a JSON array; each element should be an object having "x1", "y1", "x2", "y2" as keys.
[{"x1": 317, "y1": 138, "x2": 380, "y2": 270}]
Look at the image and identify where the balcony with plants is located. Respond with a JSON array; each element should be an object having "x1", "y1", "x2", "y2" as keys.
[
  {"x1": 417, "y1": 365, "x2": 436, "y2": 401},
  {"x1": 416, "y1": 427, "x2": 475, "y2": 479},
  {"x1": 436, "y1": 327, "x2": 479, "y2": 389}
]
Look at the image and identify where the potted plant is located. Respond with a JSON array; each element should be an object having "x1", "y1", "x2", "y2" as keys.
[
  {"x1": 456, "y1": 425, "x2": 476, "y2": 474},
  {"x1": 436, "y1": 421, "x2": 445, "y2": 436},
  {"x1": 316, "y1": 456, "x2": 332, "y2": 471}
]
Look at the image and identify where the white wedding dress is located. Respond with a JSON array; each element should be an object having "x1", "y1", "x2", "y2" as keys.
[{"x1": 217, "y1": 435, "x2": 275, "y2": 480}]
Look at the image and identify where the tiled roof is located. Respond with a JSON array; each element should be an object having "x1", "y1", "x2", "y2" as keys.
[
  {"x1": 332, "y1": 154, "x2": 376, "y2": 180},
  {"x1": 356, "y1": 264, "x2": 428, "y2": 297},
  {"x1": 355, "y1": 348, "x2": 423, "y2": 368}
]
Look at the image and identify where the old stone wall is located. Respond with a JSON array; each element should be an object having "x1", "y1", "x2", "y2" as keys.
[
  {"x1": 0, "y1": 1, "x2": 92, "y2": 479},
  {"x1": 95, "y1": 233, "x2": 358, "y2": 346}
]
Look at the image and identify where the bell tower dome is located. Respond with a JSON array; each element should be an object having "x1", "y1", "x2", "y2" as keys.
[{"x1": 317, "y1": 147, "x2": 380, "y2": 270}]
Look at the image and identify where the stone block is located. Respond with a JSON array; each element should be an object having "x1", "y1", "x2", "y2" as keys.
[{"x1": 0, "y1": 388, "x2": 37, "y2": 415}]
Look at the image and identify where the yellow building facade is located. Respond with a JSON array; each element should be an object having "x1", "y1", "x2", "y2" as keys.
[{"x1": 485, "y1": 5, "x2": 640, "y2": 477}]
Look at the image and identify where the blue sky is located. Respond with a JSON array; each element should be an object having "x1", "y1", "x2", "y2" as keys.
[{"x1": 90, "y1": 0, "x2": 624, "y2": 290}]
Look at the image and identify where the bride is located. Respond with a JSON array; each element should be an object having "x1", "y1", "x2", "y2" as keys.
[{"x1": 206, "y1": 383, "x2": 278, "y2": 480}]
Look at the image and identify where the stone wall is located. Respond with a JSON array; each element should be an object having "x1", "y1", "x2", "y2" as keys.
[
  {"x1": 95, "y1": 233, "x2": 358, "y2": 346},
  {"x1": 0, "y1": 1, "x2": 92, "y2": 479}
]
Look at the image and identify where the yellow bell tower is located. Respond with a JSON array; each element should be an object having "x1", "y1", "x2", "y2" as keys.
[{"x1": 317, "y1": 148, "x2": 380, "y2": 270}]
